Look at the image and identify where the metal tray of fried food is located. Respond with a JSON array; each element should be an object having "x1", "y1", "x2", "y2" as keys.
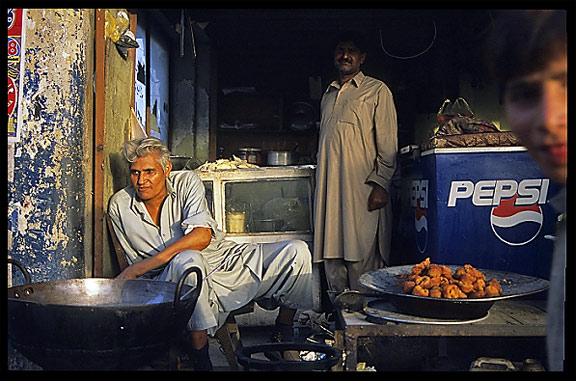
[{"x1": 359, "y1": 265, "x2": 549, "y2": 319}]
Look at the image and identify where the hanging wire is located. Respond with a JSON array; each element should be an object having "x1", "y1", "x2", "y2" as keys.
[
  {"x1": 379, "y1": 20, "x2": 437, "y2": 60},
  {"x1": 189, "y1": 16, "x2": 197, "y2": 59}
]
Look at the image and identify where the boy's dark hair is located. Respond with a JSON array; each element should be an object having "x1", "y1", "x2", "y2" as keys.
[{"x1": 486, "y1": 10, "x2": 567, "y2": 86}]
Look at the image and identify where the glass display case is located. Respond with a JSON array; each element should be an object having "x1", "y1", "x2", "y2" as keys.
[
  {"x1": 193, "y1": 165, "x2": 320, "y2": 317},
  {"x1": 196, "y1": 165, "x2": 315, "y2": 244}
]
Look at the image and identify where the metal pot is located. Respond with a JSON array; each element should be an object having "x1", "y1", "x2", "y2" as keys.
[
  {"x1": 7, "y1": 259, "x2": 202, "y2": 370},
  {"x1": 267, "y1": 151, "x2": 298, "y2": 166},
  {"x1": 237, "y1": 147, "x2": 263, "y2": 165},
  {"x1": 253, "y1": 218, "x2": 284, "y2": 232}
]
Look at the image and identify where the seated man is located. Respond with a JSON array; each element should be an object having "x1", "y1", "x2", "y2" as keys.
[{"x1": 108, "y1": 137, "x2": 313, "y2": 370}]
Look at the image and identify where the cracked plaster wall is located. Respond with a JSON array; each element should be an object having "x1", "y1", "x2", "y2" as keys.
[{"x1": 7, "y1": 9, "x2": 94, "y2": 284}]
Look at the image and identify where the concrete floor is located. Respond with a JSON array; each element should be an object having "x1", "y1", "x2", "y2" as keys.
[
  {"x1": 8, "y1": 311, "x2": 547, "y2": 372},
  {"x1": 178, "y1": 324, "x2": 319, "y2": 371},
  {"x1": 6, "y1": 323, "x2": 320, "y2": 372},
  {"x1": 8, "y1": 324, "x2": 547, "y2": 372}
]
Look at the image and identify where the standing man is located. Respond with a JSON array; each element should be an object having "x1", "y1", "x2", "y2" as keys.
[
  {"x1": 314, "y1": 31, "x2": 398, "y2": 292},
  {"x1": 487, "y1": 10, "x2": 566, "y2": 371},
  {"x1": 108, "y1": 137, "x2": 314, "y2": 370}
]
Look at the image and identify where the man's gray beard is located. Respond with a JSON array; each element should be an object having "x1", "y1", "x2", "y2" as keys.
[
  {"x1": 338, "y1": 67, "x2": 359, "y2": 77},
  {"x1": 336, "y1": 65, "x2": 355, "y2": 76}
]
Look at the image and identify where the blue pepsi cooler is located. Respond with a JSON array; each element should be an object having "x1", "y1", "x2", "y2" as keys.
[{"x1": 397, "y1": 145, "x2": 561, "y2": 279}]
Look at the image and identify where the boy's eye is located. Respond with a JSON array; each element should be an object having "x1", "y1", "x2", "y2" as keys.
[
  {"x1": 506, "y1": 83, "x2": 542, "y2": 105},
  {"x1": 505, "y1": 70, "x2": 566, "y2": 106}
]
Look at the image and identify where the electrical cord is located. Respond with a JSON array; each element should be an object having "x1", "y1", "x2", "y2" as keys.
[{"x1": 379, "y1": 20, "x2": 437, "y2": 60}]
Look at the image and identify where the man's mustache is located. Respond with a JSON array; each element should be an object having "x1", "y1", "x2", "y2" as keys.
[{"x1": 338, "y1": 58, "x2": 352, "y2": 64}]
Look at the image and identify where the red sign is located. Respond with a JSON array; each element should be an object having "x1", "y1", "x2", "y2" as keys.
[{"x1": 8, "y1": 8, "x2": 24, "y2": 140}]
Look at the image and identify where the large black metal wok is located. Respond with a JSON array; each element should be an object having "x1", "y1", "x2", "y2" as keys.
[{"x1": 7, "y1": 259, "x2": 202, "y2": 370}]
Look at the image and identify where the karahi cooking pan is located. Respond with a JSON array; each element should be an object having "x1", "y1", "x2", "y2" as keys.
[
  {"x1": 359, "y1": 265, "x2": 549, "y2": 320},
  {"x1": 7, "y1": 259, "x2": 202, "y2": 370}
]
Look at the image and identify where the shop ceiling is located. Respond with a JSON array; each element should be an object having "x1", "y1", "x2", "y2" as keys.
[
  {"x1": 155, "y1": 8, "x2": 495, "y2": 110},
  {"x1": 158, "y1": 8, "x2": 493, "y2": 51}
]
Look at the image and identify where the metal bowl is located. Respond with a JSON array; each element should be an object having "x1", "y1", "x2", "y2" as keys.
[
  {"x1": 287, "y1": 102, "x2": 316, "y2": 131},
  {"x1": 253, "y1": 218, "x2": 284, "y2": 232},
  {"x1": 359, "y1": 265, "x2": 549, "y2": 319}
]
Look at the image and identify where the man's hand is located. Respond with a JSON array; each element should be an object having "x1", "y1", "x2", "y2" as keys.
[
  {"x1": 368, "y1": 183, "x2": 388, "y2": 211},
  {"x1": 115, "y1": 264, "x2": 144, "y2": 279},
  {"x1": 114, "y1": 227, "x2": 213, "y2": 280}
]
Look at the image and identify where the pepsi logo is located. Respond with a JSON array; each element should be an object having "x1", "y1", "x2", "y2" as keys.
[
  {"x1": 414, "y1": 199, "x2": 428, "y2": 253},
  {"x1": 490, "y1": 194, "x2": 543, "y2": 246}
]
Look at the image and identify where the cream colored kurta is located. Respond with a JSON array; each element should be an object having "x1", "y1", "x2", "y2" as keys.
[{"x1": 313, "y1": 71, "x2": 397, "y2": 264}]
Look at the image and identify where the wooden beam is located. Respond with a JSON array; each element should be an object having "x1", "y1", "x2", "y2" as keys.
[
  {"x1": 130, "y1": 12, "x2": 137, "y2": 109},
  {"x1": 93, "y1": 9, "x2": 106, "y2": 277}
]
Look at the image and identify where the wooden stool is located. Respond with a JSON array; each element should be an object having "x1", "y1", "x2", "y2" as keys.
[{"x1": 214, "y1": 303, "x2": 254, "y2": 370}]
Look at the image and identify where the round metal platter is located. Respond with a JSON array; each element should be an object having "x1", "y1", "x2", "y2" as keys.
[
  {"x1": 364, "y1": 299, "x2": 489, "y2": 325},
  {"x1": 359, "y1": 265, "x2": 549, "y2": 319}
]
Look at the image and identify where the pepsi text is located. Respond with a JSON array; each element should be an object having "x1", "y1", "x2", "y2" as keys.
[{"x1": 447, "y1": 179, "x2": 550, "y2": 207}]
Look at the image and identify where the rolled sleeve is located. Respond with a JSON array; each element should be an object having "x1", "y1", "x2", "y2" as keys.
[
  {"x1": 181, "y1": 210, "x2": 218, "y2": 235},
  {"x1": 177, "y1": 171, "x2": 221, "y2": 238}
]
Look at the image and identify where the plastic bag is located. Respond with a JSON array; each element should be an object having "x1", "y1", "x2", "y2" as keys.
[
  {"x1": 436, "y1": 97, "x2": 474, "y2": 125},
  {"x1": 433, "y1": 97, "x2": 498, "y2": 136},
  {"x1": 104, "y1": 10, "x2": 130, "y2": 43}
]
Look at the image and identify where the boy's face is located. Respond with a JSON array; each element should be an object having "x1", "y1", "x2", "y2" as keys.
[{"x1": 504, "y1": 54, "x2": 567, "y2": 184}]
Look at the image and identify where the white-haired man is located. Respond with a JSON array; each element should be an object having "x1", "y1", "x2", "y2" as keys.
[{"x1": 108, "y1": 137, "x2": 313, "y2": 370}]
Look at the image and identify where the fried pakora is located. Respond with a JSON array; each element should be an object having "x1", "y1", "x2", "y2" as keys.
[
  {"x1": 429, "y1": 286, "x2": 442, "y2": 298},
  {"x1": 396, "y1": 258, "x2": 503, "y2": 299},
  {"x1": 411, "y1": 285, "x2": 429, "y2": 297}
]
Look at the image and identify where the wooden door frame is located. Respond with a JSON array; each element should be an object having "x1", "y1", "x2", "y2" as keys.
[{"x1": 93, "y1": 9, "x2": 137, "y2": 277}]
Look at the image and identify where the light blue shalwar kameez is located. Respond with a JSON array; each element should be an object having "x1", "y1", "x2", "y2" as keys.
[{"x1": 108, "y1": 170, "x2": 313, "y2": 335}]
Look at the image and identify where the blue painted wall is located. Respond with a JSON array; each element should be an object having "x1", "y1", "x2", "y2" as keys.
[{"x1": 7, "y1": 9, "x2": 94, "y2": 285}]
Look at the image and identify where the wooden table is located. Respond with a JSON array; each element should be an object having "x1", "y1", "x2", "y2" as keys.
[{"x1": 333, "y1": 298, "x2": 547, "y2": 371}]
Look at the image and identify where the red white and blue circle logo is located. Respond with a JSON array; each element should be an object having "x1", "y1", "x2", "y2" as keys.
[
  {"x1": 490, "y1": 194, "x2": 543, "y2": 246},
  {"x1": 415, "y1": 199, "x2": 428, "y2": 253}
]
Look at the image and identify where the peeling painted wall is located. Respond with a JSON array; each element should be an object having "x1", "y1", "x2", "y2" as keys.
[
  {"x1": 170, "y1": 28, "x2": 212, "y2": 163},
  {"x1": 7, "y1": 9, "x2": 94, "y2": 284}
]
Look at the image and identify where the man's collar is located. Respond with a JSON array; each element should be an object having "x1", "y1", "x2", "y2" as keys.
[
  {"x1": 327, "y1": 71, "x2": 365, "y2": 91},
  {"x1": 349, "y1": 71, "x2": 365, "y2": 87},
  {"x1": 129, "y1": 188, "x2": 146, "y2": 216},
  {"x1": 165, "y1": 175, "x2": 176, "y2": 196}
]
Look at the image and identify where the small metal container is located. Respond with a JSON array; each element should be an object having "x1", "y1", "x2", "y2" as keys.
[
  {"x1": 266, "y1": 150, "x2": 298, "y2": 166},
  {"x1": 237, "y1": 148, "x2": 262, "y2": 165},
  {"x1": 253, "y1": 218, "x2": 283, "y2": 232}
]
